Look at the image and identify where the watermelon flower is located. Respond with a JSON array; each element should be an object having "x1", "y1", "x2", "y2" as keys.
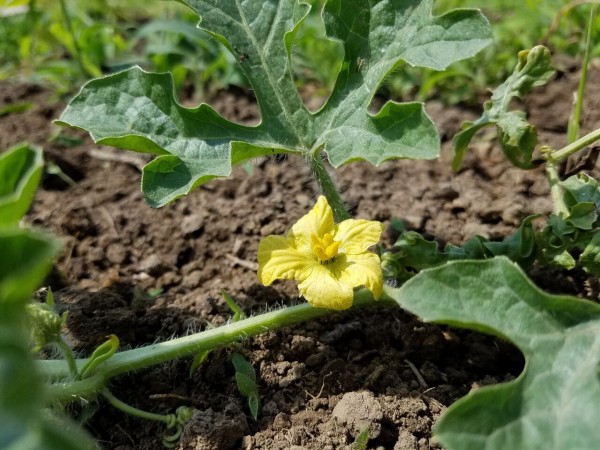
[{"x1": 258, "y1": 196, "x2": 384, "y2": 310}]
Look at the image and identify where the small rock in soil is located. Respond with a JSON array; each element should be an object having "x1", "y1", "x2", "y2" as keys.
[
  {"x1": 106, "y1": 243, "x2": 127, "y2": 264},
  {"x1": 394, "y1": 429, "x2": 419, "y2": 450},
  {"x1": 139, "y1": 253, "x2": 170, "y2": 276},
  {"x1": 178, "y1": 408, "x2": 248, "y2": 450},
  {"x1": 55, "y1": 288, "x2": 137, "y2": 351},
  {"x1": 331, "y1": 391, "x2": 383, "y2": 439},
  {"x1": 181, "y1": 214, "x2": 205, "y2": 237}
]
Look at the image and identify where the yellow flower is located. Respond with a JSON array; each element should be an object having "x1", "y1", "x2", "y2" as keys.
[{"x1": 257, "y1": 196, "x2": 385, "y2": 310}]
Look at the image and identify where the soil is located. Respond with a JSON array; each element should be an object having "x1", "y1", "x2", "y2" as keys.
[{"x1": 2, "y1": 57, "x2": 600, "y2": 450}]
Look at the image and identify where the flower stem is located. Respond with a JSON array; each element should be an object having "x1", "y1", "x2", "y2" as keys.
[
  {"x1": 42, "y1": 291, "x2": 392, "y2": 402},
  {"x1": 308, "y1": 153, "x2": 350, "y2": 222}
]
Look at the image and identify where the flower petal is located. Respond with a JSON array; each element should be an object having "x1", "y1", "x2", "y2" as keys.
[
  {"x1": 339, "y1": 252, "x2": 383, "y2": 299},
  {"x1": 288, "y1": 196, "x2": 334, "y2": 252},
  {"x1": 297, "y1": 264, "x2": 355, "y2": 310},
  {"x1": 257, "y1": 235, "x2": 313, "y2": 285},
  {"x1": 335, "y1": 219, "x2": 385, "y2": 254}
]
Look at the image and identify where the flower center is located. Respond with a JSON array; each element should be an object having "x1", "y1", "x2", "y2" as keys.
[{"x1": 312, "y1": 233, "x2": 340, "y2": 264}]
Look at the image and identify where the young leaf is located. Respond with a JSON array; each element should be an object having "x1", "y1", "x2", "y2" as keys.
[
  {"x1": 232, "y1": 352, "x2": 260, "y2": 420},
  {"x1": 534, "y1": 173, "x2": 600, "y2": 273},
  {"x1": 0, "y1": 143, "x2": 44, "y2": 227},
  {"x1": 232, "y1": 352, "x2": 256, "y2": 384},
  {"x1": 247, "y1": 393, "x2": 260, "y2": 422},
  {"x1": 452, "y1": 45, "x2": 555, "y2": 170},
  {"x1": 386, "y1": 257, "x2": 600, "y2": 450},
  {"x1": 482, "y1": 214, "x2": 539, "y2": 265},
  {"x1": 26, "y1": 299, "x2": 67, "y2": 352},
  {"x1": 222, "y1": 290, "x2": 245, "y2": 321},
  {"x1": 352, "y1": 427, "x2": 370, "y2": 450},
  {"x1": 79, "y1": 334, "x2": 120, "y2": 379},
  {"x1": 189, "y1": 349, "x2": 211, "y2": 377},
  {"x1": 58, "y1": 0, "x2": 492, "y2": 207},
  {"x1": 381, "y1": 215, "x2": 539, "y2": 281},
  {"x1": 235, "y1": 372, "x2": 256, "y2": 398},
  {"x1": 580, "y1": 233, "x2": 600, "y2": 274},
  {"x1": 561, "y1": 172, "x2": 600, "y2": 207}
]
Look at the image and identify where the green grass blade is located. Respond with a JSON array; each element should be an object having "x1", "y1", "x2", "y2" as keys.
[{"x1": 567, "y1": 5, "x2": 597, "y2": 144}]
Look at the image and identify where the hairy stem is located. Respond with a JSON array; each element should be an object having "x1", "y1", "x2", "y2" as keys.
[
  {"x1": 47, "y1": 373, "x2": 104, "y2": 401},
  {"x1": 308, "y1": 153, "x2": 350, "y2": 222},
  {"x1": 42, "y1": 291, "x2": 390, "y2": 401}
]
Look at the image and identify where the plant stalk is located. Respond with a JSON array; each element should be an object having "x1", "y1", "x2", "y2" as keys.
[
  {"x1": 102, "y1": 389, "x2": 170, "y2": 424},
  {"x1": 308, "y1": 153, "x2": 351, "y2": 222},
  {"x1": 567, "y1": 5, "x2": 597, "y2": 144},
  {"x1": 43, "y1": 291, "x2": 391, "y2": 401},
  {"x1": 547, "y1": 128, "x2": 600, "y2": 164},
  {"x1": 545, "y1": 160, "x2": 568, "y2": 216},
  {"x1": 56, "y1": 336, "x2": 78, "y2": 377}
]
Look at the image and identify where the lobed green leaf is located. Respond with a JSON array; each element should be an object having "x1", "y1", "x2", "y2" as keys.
[
  {"x1": 59, "y1": 0, "x2": 492, "y2": 207},
  {"x1": 317, "y1": 0, "x2": 491, "y2": 166},
  {"x1": 387, "y1": 257, "x2": 600, "y2": 450}
]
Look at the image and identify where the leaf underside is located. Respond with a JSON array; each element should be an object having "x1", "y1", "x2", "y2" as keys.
[
  {"x1": 386, "y1": 257, "x2": 600, "y2": 450},
  {"x1": 58, "y1": 0, "x2": 492, "y2": 207}
]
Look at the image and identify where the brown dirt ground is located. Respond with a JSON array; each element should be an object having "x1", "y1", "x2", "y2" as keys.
[{"x1": 2, "y1": 57, "x2": 600, "y2": 450}]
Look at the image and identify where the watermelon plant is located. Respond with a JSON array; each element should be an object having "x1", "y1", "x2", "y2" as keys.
[{"x1": 4, "y1": 1, "x2": 600, "y2": 449}]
